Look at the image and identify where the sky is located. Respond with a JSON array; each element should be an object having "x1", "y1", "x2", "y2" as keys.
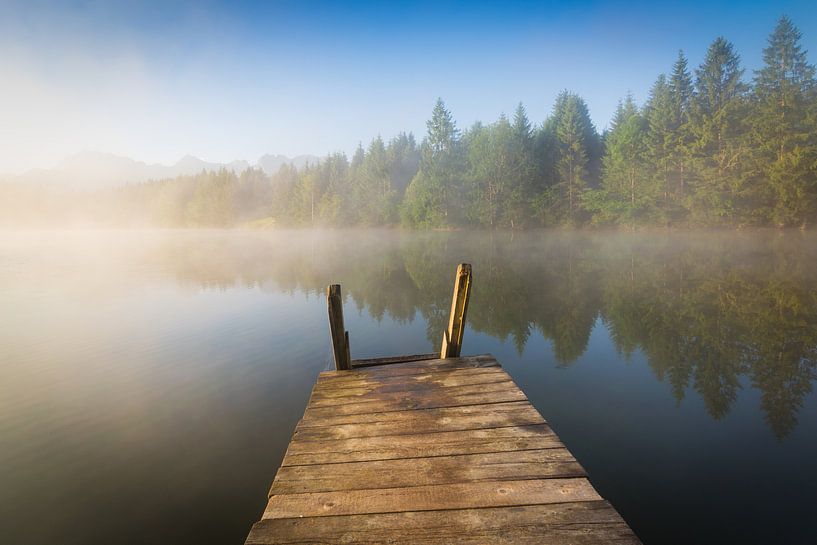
[{"x1": 1, "y1": 0, "x2": 815, "y2": 175}]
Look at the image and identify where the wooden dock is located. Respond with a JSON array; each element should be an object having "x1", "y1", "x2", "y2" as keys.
[{"x1": 244, "y1": 265, "x2": 641, "y2": 544}]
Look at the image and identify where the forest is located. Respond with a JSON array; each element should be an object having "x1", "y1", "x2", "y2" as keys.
[{"x1": 2, "y1": 16, "x2": 815, "y2": 229}]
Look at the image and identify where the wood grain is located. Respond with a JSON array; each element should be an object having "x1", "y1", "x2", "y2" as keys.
[
  {"x1": 317, "y1": 354, "x2": 497, "y2": 383},
  {"x1": 246, "y1": 501, "x2": 640, "y2": 545},
  {"x1": 302, "y1": 385, "x2": 525, "y2": 419},
  {"x1": 271, "y1": 448, "x2": 584, "y2": 494},
  {"x1": 264, "y1": 478, "x2": 602, "y2": 519},
  {"x1": 245, "y1": 352, "x2": 641, "y2": 544},
  {"x1": 293, "y1": 401, "x2": 544, "y2": 441},
  {"x1": 351, "y1": 352, "x2": 440, "y2": 368},
  {"x1": 282, "y1": 423, "x2": 564, "y2": 466}
]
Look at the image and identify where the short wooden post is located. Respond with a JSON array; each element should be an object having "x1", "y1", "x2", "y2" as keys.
[
  {"x1": 327, "y1": 284, "x2": 351, "y2": 370},
  {"x1": 441, "y1": 263, "x2": 472, "y2": 358}
]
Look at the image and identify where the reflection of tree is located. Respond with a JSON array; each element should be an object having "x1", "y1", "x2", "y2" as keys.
[{"x1": 144, "y1": 230, "x2": 817, "y2": 438}]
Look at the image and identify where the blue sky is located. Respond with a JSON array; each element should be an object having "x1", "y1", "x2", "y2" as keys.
[{"x1": 1, "y1": 0, "x2": 815, "y2": 173}]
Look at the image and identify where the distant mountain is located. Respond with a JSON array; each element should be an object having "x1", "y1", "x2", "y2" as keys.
[
  {"x1": 258, "y1": 154, "x2": 318, "y2": 174},
  {"x1": 5, "y1": 151, "x2": 320, "y2": 189}
]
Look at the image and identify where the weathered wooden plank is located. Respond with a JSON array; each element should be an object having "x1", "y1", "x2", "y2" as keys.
[
  {"x1": 264, "y1": 478, "x2": 601, "y2": 519},
  {"x1": 302, "y1": 385, "x2": 525, "y2": 419},
  {"x1": 351, "y1": 352, "x2": 439, "y2": 368},
  {"x1": 441, "y1": 263, "x2": 472, "y2": 358},
  {"x1": 317, "y1": 354, "x2": 497, "y2": 383},
  {"x1": 326, "y1": 284, "x2": 350, "y2": 371},
  {"x1": 282, "y1": 424, "x2": 563, "y2": 466},
  {"x1": 310, "y1": 368, "x2": 508, "y2": 399},
  {"x1": 246, "y1": 348, "x2": 641, "y2": 544},
  {"x1": 307, "y1": 379, "x2": 518, "y2": 408},
  {"x1": 246, "y1": 501, "x2": 640, "y2": 545},
  {"x1": 299, "y1": 396, "x2": 529, "y2": 429},
  {"x1": 293, "y1": 402, "x2": 544, "y2": 441},
  {"x1": 312, "y1": 369, "x2": 507, "y2": 396},
  {"x1": 271, "y1": 448, "x2": 584, "y2": 494}
]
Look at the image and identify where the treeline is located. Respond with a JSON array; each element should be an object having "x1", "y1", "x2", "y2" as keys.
[{"x1": 3, "y1": 16, "x2": 814, "y2": 229}]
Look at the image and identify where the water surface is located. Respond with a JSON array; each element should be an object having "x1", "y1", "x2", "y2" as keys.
[{"x1": 1, "y1": 229, "x2": 816, "y2": 544}]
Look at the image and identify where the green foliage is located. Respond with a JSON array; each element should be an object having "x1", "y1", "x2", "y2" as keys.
[
  {"x1": 552, "y1": 92, "x2": 599, "y2": 225},
  {"x1": 588, "y1": 95, "x2": 655, "y2": 226},
  {"x1": 685, "y1": 37, "x2": 750, "y2": 225},
  {"x1": 748, "y1": 16, "x2": 817, "y2": 227},
  {"x1": 402, "y1": 99, "x2": 465, "y2": 227}
]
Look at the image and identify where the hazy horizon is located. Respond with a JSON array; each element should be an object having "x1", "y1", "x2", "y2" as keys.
[{"x1": 2, "y1": 0, "x2": 816, "y2": 175}]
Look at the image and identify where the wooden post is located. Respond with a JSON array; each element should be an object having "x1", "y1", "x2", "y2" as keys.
[
  {"x1": 440, "y1": 263, "x2": 472, "y2": 358},
  {"x1": 327, "y1": 284, "x2": 351, "y2": 370}
]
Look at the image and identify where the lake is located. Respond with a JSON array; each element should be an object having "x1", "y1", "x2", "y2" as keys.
[{"x1": 1, "y1": 229, "x2": 816, "y2": 545}]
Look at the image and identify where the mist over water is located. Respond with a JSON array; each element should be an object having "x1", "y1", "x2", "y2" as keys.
[{"x1": 1, "y1": 229, "x2": 816, "y2": 545}]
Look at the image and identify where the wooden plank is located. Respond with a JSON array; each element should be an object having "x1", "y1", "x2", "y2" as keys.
[
  {"x1": 298, "y1": 396, "x2": 529, "y2": 429},
  {"x1": 246, "y1": 501, "x2": 640, "y2": 545},
  {"x1": 313, "y1": 367, "x2": 506, "y2": 393},
  {"x1": 292, "y1": 402, "x2": 544, "y2": 441},
  {"x1": 309, "y1": 370, "x2": 510, "y2": 402},
  {"x1": 307, "y1": 379, "x2": 518, "y2": 408},
  {"x1": 310, "y1": 372, "x2": 518, "y2": 406},
  {"x1": 313, "y1": 374, "x2": 507, "y2": 397},
  {"x1": 317, "y1": 354, "x2": 497, "y2": 383},
  {"x1": 351, "y1": 352, "x2": 439, "y2": 368},
  {"x1": 326, "y1": 284, "x2": 350, "y2": 370},
  {"x1": 271, "y1": 448, "x2": 585, "y2": 494},
  {"x1": 441, "y1": 263, "x2": 472, "y2": 358},
  {"x1": 264, "y1": 478, "x2": 601, "y2": 519},
  {"x1": 282, "y1": 424, "x2": 563, "y2": 466},
  {"x1": 302, "y1": 384, "x2": 524, "y2": 419},
  {"x1": 245, "y1": 349, "x2": 641, "y2": 544}
]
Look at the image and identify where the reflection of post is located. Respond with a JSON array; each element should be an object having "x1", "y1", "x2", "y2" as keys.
[
  {"x1": 441, "y1": 264, "x2": 472, "y2": 358},
  {"x1": 327, "y1": 284, "x2": 351, "y2": 370}
]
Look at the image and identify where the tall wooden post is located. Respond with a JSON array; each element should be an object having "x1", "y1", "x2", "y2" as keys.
[
  {"x1": 327, "y1": 284, "x2": 351, "y2": 370},
  {"x1": 441, "y1": 263, "x2": 472, "y2": 359}
]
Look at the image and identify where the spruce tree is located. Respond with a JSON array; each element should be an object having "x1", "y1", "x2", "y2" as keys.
[
  {"x1": 686, "y1": 37, "x2": 748, "y2": 225},
  {"x1": 465, "y1": 116, "x2": 513, "y2": 227},
  {"x1": 750, "y1": 16, "x2": 817, "y2": 226},
  {"x1": 508, "y1": 103, "x2": 535, "y2": 226},
  {"x1": 591, "y1": 94, "x2": 653, "y2": 227},
  {"x1": 402, "y1": 99, "x2": 463, "y2": 227},
  {"x1": 668, "y1": 50, "x2": 694, "y2": 213},
  {"x1": 551, "y1": 92, "x2": 598, "y2": 224},
  {"x1": 385, "y1": 132, "x2": 420, "y2": 197},
  {"x1": 645, "y1": 76, "x2": 676, "y2": 223}
]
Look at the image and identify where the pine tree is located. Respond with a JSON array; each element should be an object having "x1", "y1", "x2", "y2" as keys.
[
  {"x1": 402, "y1": 99, "x2": 463, "y2": 227},
  {"x1": 552, "y1": 92, "x2": 598, "y2": 224},
  {"x1": 646, "y1": 75, "x2": 676, "y2": 222},
  {"x1": 464, "y1": 116, "x2": 513, "y2": 227},
  {"x1": 750, "y1": 16, "x2": 817, "y2": 226},
  {"x1": 355, "y1": 136, "x2": 396, "y2": 224},
  {"x1": 531, "y1": 116, "x2": 560, "y2": 224},
  {"x1": 590, "y1": 95, "x2": 653, "y2": 227},
  {"x1": 507, "y1": 103, "x2": 535, "y2": 227},
  {"x1": 668, "y1": 50, "x2": 694, "y2": 217},
  {"x1": 385, "y1": 132, "x2": 420, "y2": 197},
  {"x1": 686, "y1": 37, "x2": 749, "y2": 225},
  {"x1": 315, "y1": 153, "x2": 350, "y2": 225}
]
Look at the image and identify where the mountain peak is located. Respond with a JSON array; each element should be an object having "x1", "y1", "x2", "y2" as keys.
[{"x1": 9, "y1": 152, "x2": 320, "y2": 189}]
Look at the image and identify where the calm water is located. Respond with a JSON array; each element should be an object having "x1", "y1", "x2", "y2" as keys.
[{"x1": 1, "y1": 229, "x2": 816, "y2": 545}]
